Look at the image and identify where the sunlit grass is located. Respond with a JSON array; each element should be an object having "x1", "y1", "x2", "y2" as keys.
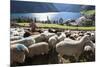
[{"x1": 18, "y1": 23, "x2": 95, "y2": 31}]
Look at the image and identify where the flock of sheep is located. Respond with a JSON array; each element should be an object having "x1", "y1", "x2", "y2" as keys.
[{"x1": 10, "y1": 28, "x2": 95, "y2": 66}]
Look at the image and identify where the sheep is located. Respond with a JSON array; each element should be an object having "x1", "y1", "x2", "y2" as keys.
[
  {"x1": 84, "y1": 45, "x2": 93, "y2": 51},
  {"x1": 18, "y1": 29, "x2": 25, "y2": 37},
  {"x1": 83, "y1": 41, "x2": 95, "y2": 53},
  {"x1": 48, "y1": 35, "x2": 58, "y2": 48},
  {"x1": 11, "y1": 30, "x2": 20, "y2": 36},
  {"x1": 11, "y1": 43, "x2": 29, "y2": 64},
  {"x1": 78, "y1": 32, "x2": 84, "y2": 36},
  {"x1": 11, "y1": 28, "x2": 25, "y2": 37},
  {"x1": 58, "y1": 32, "x2": 66, "y2": 42},
  {"x1": 11, "y1": 36, "x2": 35, "y2": 47},
  {"x1": 64, "y1": 37, "x2": 74, "y2": 42},
  {"x1": 10, "y1": 36, "x2": 23, "y2": 41},
  {"x1": 81, "y1": 41, "x2": 95, "y2": 61},
  {"x1": 69, "y1": 33, "x2": 79, "y2": 40},
  {"x1": 41, "y1": 32, "x2": 56, "y2": 40},
  {"x1": 64, "y1": 31, "x2": 71, "y2": 37},
  {"x1": 48, "y1": 28, "x2": 56, "y2": 33},
  {"x1": 28, "y1": 42, "x2": 49, "y2": 58},
  {"x1": 56, "y1": 35, "x2": 94, "y2": 61},
  {"x1": 85, "y1": 32, "x2": 95, "y2": 43},
  {"x1": 85, "y1": 31, "x2": 91, "y2": 36},
  {"x1": 32, "y1": 34, "x2": 47, "y2": 43},
  {"x1": 23, "y1": 30, "x2": 32, "y2": 38},
  {"x1": 90, "y1": 33, "x2": 95, "y2": 43},
  {"x1": 76, "y1": 36, "x2": 82, "y2": 40}
]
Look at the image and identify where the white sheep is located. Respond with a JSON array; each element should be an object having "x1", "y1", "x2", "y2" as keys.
[
  {"x1": 11, "y1": 30, "x2": 20, "y2": 36},
  {"x1": 28, "y1": 42, "x2": 49, "y2": 58},
  {"x1": 48, "y1": 35, "x2": 58, "y2": 48},
  {"x1": 11, "y1": 43, "x2": 29, "y2": 64},
  {"x1": 41, "y1": 32, "x2": 56, "y2": 41},
  {"x1": 18, "y1": 28, "x2": 25, "y2": 37},
  {"x1": 11, "y1": 36, "x2": 35, "y2": 47},
  {"x1": 58, "y1": 32, "x2": 66, "y2": 42},
  {"x1": 56, "y1": 35, "x2": 93, "y2": 61},
  {"x1": 84, "y1": 41, "x2": 95, "y2": 53},
  {"x1": 64, "y1": 30, "x2": 71, "y2": 37},
  {"x1": 10, "y1": 36, "x2": 23, "y2": 41},
  {"x1": 90, "y1": 33, "x2": 95, "y2": 43},
  {"x1": 76, "y1": 36, "x2": 82, "y2": 40},
  {"x1": 32, "y1": 34, "x2": 47, "y2": 43},
  {"x1": 69, "y1": 33, "x2": 79, "y2": 40},
  {"x1": 64, "y1": 37, "x2": 74, "y2": 42},
  {"x1": 85, "y1": 32, "x2": 95, "y2": 43}
]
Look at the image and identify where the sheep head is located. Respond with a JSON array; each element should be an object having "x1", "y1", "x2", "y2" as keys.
[
  {"x1": 83, "y1": 41, "x2": 95, "y2": 53},
  {"x1": 15, "y1": 44, "x2": 29, "y2": 54}
]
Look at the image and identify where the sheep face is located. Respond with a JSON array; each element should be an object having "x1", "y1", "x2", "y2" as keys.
[{"x1": 83, "y1": 41, "x2": 95, "y2": 53}]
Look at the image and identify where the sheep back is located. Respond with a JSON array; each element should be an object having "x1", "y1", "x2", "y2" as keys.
[{"x1": 28, "y1": 42, "x2": 49, "y2": 57}]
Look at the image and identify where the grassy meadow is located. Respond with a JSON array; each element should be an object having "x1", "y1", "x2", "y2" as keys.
[{"x1": 18, "y1": 23, "x2": 95, "y2": 31}]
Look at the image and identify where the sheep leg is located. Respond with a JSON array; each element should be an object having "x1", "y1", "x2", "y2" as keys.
[
  {"x1": 58, "y1": 54, "x2": 64, "y2": 63},
  {"x1": 74, "y1": 54, "x2": 80, "y2": 62}
]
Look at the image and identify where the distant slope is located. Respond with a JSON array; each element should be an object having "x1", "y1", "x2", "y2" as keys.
[{"x1": 81, "y1": 10, "x2": 95, "y2": 16}]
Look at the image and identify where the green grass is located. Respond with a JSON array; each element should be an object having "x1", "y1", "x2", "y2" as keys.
[{"x1": 18, "y1": 23, "x2": 95, "y2": 31}]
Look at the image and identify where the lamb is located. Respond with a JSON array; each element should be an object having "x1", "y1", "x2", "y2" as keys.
[
  {"x1": 11, "y1": 43, "x2": 29, "y2": 64},
  {"x1": 28, "y1": 42, "x2": 49, "y2": 58},
  {"x1": 11, "y1": 36, "x2": 35, "y2": 47},
  {"x1": 56, "y1": 35, "x2": 93, "y2": 61}
]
